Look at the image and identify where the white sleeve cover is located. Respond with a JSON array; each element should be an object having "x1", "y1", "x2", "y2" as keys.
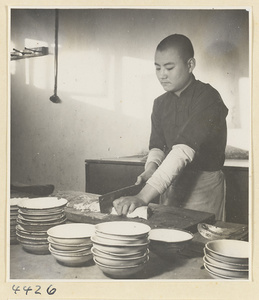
[
  {"x1": 146, "y1": 144, "x2": 195, "y2": 194},
  {"x1": 145, "y1": 148, "x2": 165, "y2": 170}
]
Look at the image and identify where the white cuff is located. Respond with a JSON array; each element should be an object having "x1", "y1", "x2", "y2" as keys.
[
  {"x1": 145, "y1": 148, "x2": 165, "y2": 170},
  {"x1": 147, "y1": 144, "x2": 195, "y2": 194}
]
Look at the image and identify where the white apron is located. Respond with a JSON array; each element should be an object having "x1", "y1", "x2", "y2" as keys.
[{"x1": 160, "y1": 169, "x2": 226, "y2": 221}]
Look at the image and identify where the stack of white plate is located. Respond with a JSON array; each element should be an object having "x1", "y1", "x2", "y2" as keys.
[
  {"x1": 16, "y1": 197, "x2": 68, "y2": 254},
  {"x1": 91, "y1": 221, "x2": 150, "y2": 278},
  {"x1": 47, "y1": 223, "x2": 95, "y2": 267},
  {"x1": 10, "y1": 198, "x2": 24, "y2": 244},
  {"x1": 203, "y1": 239, "x2": 249, "y2": 280}
]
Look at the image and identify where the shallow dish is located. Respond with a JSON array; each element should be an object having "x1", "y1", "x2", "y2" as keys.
[
  {"x1": 17, "y1": 217, "x2": 66, "y2": 231},
  {"x1": 149, "y1": 228, "x2": 193, "y2": 257},
  {"x1": 16, "y1": 231, "x2": 48, "y2": 242},
  {"x1": 48, "y1": 236, "x2": 92, "y2": 251},
  {"x1": 10, "y1": 198, "x2": 25, "y2": 207},
  {"x1": 149, "y1": 228, "x2": 194, "y2": 243},
  {"x1": 95, "y1": 221, "x2": 151, "y2": 237},
  {"x1": 92, "y1": 247, "x2": 149, "y2": 267},
  {"x1": 203, "y1": 256, "x2": 249, "y2": 278},
  {"x1": 18, "y1": 197, "x2": 67, "y2": 210},
  {"x1": 18, "y1": 240, "x2": 50, "y2": 254},
  {"x1": 204, "y1": 249, "x2": 249, "y2": 270},
  {"x1": 19, "y1": 208, "x2": 64, "y2": 215},
  {"x1": 49, "y1": 250, "x2": 93, "y2": 267},
  {"x1": 96, "y1": 231, "x2": 149, "y2": 241},
  {"x1": 18, "y1": 213, "x2": 66, "y2": 223},
  {"x1": 18, "y1": 210, "x2": 65, "y2": 221},
  {"x1": 93, "y1": 234, "x2": 149, "y2": 246},
  {"x1": 91, "y1": 246, "x2": 146, "y2": 258},
  {"x1": 204, "y1": 264, "x2": 239, "y2": 280},
  {"x1": 49, "y1": 244, "x2": 92, "y2": 256},
  {"x1": 47, "y1": 223, "x2": 95, "y2": 244},
  {"x1": 91, "y1": 236, "x2": 149, "y2": 254},
  {"x1": 94, "y1": 257, "x2": 148, "y2": 278},
  {"x1": 205, "y1": 240, "x2": 249, "y2": 264},
  {"x1": 16, "y1": 224, "x2": 48, "y2": 236}
]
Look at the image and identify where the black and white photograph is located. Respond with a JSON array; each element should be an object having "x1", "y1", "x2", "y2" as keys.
[{"x1": 1, "y1": 3, "x2": 257, "y2": 299}]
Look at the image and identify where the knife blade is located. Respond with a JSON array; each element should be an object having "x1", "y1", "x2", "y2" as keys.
[{"x1": 99, "y1": 184, "x2": 145, "y2": 213}]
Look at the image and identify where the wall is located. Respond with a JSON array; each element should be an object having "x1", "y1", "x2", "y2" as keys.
[{"x1": 10, "y1": 8, "x2": 250, "y2": 191}]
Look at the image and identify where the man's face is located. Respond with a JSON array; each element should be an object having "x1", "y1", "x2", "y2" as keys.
[{"x1": 155, "y1": 47, "x2": 192, "y2": 94}]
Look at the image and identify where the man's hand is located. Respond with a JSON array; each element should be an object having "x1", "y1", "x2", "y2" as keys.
[
  {"x1": 113, "y1": 196, "x2": 146, "y2": 216},
  {"x1": 113, "y1": 183, "x2": 160, "y2": 216}
]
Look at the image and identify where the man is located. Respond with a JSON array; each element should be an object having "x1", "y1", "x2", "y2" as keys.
[{"x1": 113, "y1": 34, "x2": 228, "y2": 221}]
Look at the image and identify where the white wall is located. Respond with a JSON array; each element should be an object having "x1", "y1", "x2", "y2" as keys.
[{"x1": 10, "y1": 8, "x2": 250, "y2": 191}]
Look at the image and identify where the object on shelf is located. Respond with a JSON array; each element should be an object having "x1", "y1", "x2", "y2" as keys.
[{"x1": 11, "y1": 47, "x2": 48, "y2": 60}]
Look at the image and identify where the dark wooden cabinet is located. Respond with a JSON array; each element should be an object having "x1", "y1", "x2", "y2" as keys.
[
  {"x1": 85, "y1": 157, "x2": 249, "y2": 224},
  {"x1": 223, "y1": 162, "x2": 249, "y2": 225},
  {"x1": 85, "y1": 157, "x2": 145, "y2": 195}
]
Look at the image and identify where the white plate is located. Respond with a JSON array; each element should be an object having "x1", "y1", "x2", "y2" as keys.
[
  {"x1": 18, "y1": 197, "x2": 67, "y2": 210},
  {"x1": 95, "y1": 221, "x2": 151, "y2": 237},
  {"x1": 149, "y1": 228, "x2": 193, "y2": 243},
  {"x1": 18, "y1": 213, "x2": 65, "y2": 223}
]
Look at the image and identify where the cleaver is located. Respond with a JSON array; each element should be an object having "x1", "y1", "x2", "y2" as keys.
[{"x1": 99, "y1": 184, "x2": 145, "y2": 213}]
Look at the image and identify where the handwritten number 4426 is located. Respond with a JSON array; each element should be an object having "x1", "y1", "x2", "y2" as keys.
[{"x1": 12, "y1": 285, "x2": 56, "y2": 295}]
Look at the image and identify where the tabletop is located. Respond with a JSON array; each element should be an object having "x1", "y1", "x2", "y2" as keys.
[
  {"x1": 9, "y1": 243, "x2": 211, "y2": 281},
  {"x1": 9, "y1": 221, "x2": 247, "y2": 281}
]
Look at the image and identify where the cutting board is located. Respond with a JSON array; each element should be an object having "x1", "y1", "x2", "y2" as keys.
[{"x1": 64, "y1": 196, "x2": 215, "y2": 233}]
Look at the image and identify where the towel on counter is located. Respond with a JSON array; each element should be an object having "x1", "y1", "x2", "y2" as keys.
[{"x1": 110, "y1": 206, "x2": 148, "y2": 220}]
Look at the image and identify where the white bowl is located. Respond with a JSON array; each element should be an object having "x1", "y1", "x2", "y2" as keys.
[
  {"x1": 10, "y1": 198, "x2": 24, "y2": 207},
  {"x1": 49, "y1": 244, "x2": 92, "y2": 256},
  {"x1": 18, "y1": 213, "x2": 66, "y2": 223},
  {"x1": 19, "y1": 208, "x2": 64, "y2": 215},
  {"x1": 17, "y1": 217, "x2": 66, "y2": 231},
  {"x1": 16, "y1": 224, "x2": 48, "y2": 236},
  {"x1": 93, "y1": 234, "x2": 149, "y2": 246},
  {"x1": 91, "y1": 236, "x2": 149, "y2": 254},
  {"x1": 18, "y1": 240, "x2": 50, "y2": 254},
  {"x1": 94, "y1": 257, "x2": 148, "y2": 278},
  {"x1": 47, "y1": 223, "x2": 95, "y2": 245},
  {"x1": 18, "y1": 210, "x2": 65, "y2": 221},
  {"x1": 16, "y1": 231, "x2": 48, "y2": 242},
  {"x1": 204, "y1": 264, "x2": 239, "y2": 280},
  {"x1": 149, "y1": 228, "x2": 194, "y2": 243},
  {"x1": 48, "y1": 236, "x2": 92, "y2": 251},
  {"x1": 203, "y1": 256, "x2": 249, "y2": 278},
  {"x1": 18, "y1": 197, "x2": 67, "y2": 210},
  {"x1": 92, "y1": 247, "x2": 149, "y2": 267},
  {"x1": 204, "y1": 249, "x2": 248, "y2": 270},
  {"x1": 96, "y1": 231, "x2": 149, "y2": 241},
  {"x1": 149, "y1": 228, "x2": 193, "y2": 257},
  {"x1": 49, "y1": 249, "x2": 93, "y2": 267},
  {"x1": 95, "y1": 221, "x2": 151, "y2": 237},
  {"x1": 91, "y1": 246, "x2": 147, "y2": 258},
  {"x1": 205, "y1": 240, "x2": 249, "y2": 264}
]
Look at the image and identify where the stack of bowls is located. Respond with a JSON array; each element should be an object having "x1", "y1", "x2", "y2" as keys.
[
  {"x1": 47, "y1": 223, "x2": 95, "y2": 267},
  {"x1": 10, "y1": 198, "x2": 24, "y2": 244},
  {"x1": 203, "y1": 239, "x2": 249, "y2": 280},
  {"x1": 91, "y1": 221, "x2": 150, "y2": 278},
  {"x1": 16, "y1": 197, "x2": 67, "y2": 254}
]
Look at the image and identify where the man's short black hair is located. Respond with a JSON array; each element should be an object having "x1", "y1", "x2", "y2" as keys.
[{"x1": 156, "y1": 34, "x2": 194, "y2": 62}]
